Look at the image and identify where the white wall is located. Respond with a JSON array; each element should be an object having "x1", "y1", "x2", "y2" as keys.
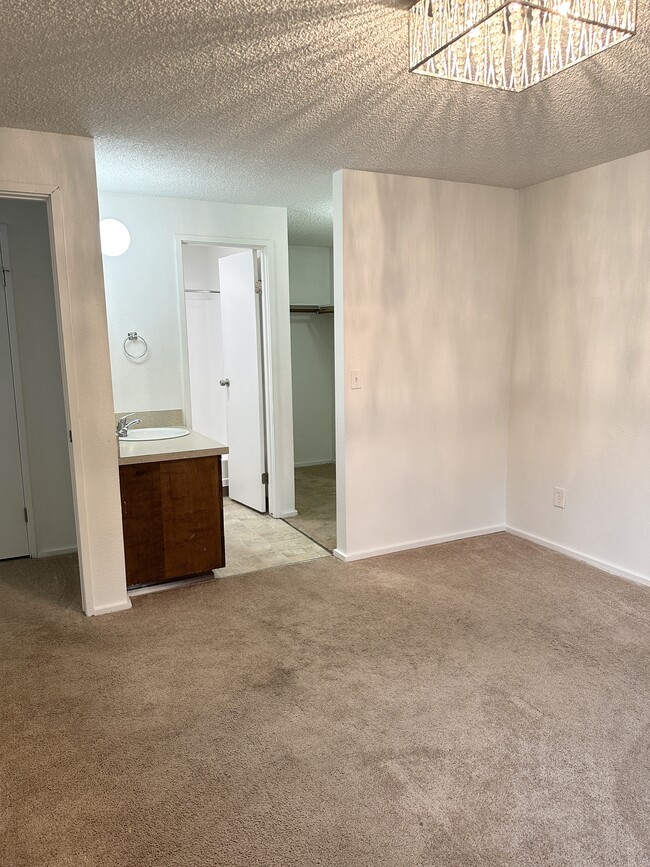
[
  {"x1": 507, "y1": 150, "x2": 650, "y2": 583},
  {"x1": 290, "y1": 245, "x2": 333, "y2": 306},
  {"x1": 0, "y1": 198, "x2": 76, "y2": 556},
  {"x1": 99, "y1": 191, "x2": 295, "y2": 517},
  {"x1": 183, "y1": 244, "x2": 228, "y2": 473},
  {"x1": 182, "y1": 241, "x2": 221, "y2": 293},
  {"x1": 289, "y1": 245, "x2": 335, "y2": 466},
  {"x1": 334, "y1": 170, "x2": 518, "y2": 560},
  {"x1": 0, "y1": 127, "x2": 129, "y2": 616}
]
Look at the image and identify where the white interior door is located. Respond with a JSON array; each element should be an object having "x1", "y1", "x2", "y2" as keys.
[
  {"x1": 185, "y1": 292, "x2": 228, "y2": 445},
  {"x1": 219, "y1": 250, "x2": 266, "y2": 512},
  {"x1": 0, "y1": 257, "x2": 29, "y2": 559}
]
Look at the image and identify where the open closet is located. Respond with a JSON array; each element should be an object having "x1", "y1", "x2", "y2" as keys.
[{"x1": 284, "y1": 245, "x2": 336, "y2": 551}]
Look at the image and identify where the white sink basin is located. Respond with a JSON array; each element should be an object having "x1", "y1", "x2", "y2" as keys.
[{"x1": 123, "y1": 426, "x2": 190, "y2": 441}]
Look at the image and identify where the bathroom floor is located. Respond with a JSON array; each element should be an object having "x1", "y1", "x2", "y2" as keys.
[
  {"x1": 285, "y1": 463, "x2": 336, "y2": 551},
  {"x1": 128, "y1": 497, "x2": 330, "y2": 596},
  {"x1": 215, "y1": 497, "x2": 329, "y2": 578}
]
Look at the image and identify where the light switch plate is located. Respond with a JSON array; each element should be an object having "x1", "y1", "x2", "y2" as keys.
[{"x1": 350, "y1": 369, "x2": 362, "y2": 390}]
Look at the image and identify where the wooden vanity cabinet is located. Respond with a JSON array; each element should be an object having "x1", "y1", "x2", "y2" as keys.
[{"x1": 119, "y1": 455, "x2": 225, "y2": 588}]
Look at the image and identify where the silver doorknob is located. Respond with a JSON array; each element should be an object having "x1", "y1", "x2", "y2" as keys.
[{"x1": 219, "y1": 378, "x2": 230, "y2": 387}]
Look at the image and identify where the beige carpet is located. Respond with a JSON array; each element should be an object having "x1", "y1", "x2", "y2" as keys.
[
  {"x1": 2, "y1": 534, "x2": 650, "y2": 866},
  {"x1": 285, "y1": 463, "x2": 336, "y2": 550}
]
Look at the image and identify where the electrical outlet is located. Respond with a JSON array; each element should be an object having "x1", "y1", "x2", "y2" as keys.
[
  {"x1": 350, "y1": 369, "x2": 362, "y2": 390},
  {"x1": 553, "y1": 487, "x2": 566, "y2": 509}
]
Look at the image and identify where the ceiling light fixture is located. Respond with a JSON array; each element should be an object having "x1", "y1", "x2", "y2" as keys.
[
  {"x1": 100, "y1": 219, "x2": 131, "y2": 257},
  {"x1": 409, "y1": 0, "x2": 636, "y2": 91}
]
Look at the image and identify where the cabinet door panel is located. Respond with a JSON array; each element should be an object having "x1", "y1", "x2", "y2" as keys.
[
  {"x1": 160, "y1": 456, "x2": 225, "y2": 577},
  {"x1": 119, "y1": 463, "x2": 165, "y2": 587},
  {"x1": 120, "y1": 456, "x2": 225, "y2": 587}
]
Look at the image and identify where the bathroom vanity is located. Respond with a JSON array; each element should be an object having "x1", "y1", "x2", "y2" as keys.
[{"x1": 118, "y1": 432, "x2": 229, "y2": 588}]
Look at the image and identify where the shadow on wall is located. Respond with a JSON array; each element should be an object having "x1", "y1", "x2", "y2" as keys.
[
  {"x1": 344, "y1": 171, "x2": 517, "y2": 435},
  {"x1": 507, "y1": 151, "x2": 650, "y2": 577},
  {"x1": 338, "y1": 169, "x2": 518, "y2": 554}
]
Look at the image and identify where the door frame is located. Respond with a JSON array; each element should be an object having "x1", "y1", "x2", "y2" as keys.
[
  {"x1": 0, "y1": 223, "x2": 38, "y2": 557},
  {"x1": 0, "y1": 182, "x2": 130, "y2": 615},
  {"x1": 175, "y1": 234, "x2": 293, "y2": 519}
]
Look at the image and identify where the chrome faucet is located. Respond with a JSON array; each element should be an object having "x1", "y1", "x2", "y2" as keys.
[{"x1": 116, "y1": 413, "x2": 142, "y2": 438}]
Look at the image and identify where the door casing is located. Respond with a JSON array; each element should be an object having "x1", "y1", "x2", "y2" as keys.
[
  {"x1": 176, "y1": 234, "x2": 294, "y2": 519},
  {"x1": 0, "y1": 181, "x2": 130, "y2": 616}
]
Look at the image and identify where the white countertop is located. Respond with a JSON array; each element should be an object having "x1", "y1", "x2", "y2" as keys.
[{"x1": 118, "y1": 430, "x2": 229, "y2": 465}]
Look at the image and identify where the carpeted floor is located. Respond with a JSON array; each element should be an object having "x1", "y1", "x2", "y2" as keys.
[
  {"x1": 285, "y1": 463, "x2": 336, "y2": 550},
  {"x1": 2, "y1": 533, "x2": 650, "y2": 866}
]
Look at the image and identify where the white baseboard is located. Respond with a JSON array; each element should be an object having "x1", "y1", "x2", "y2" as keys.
[
  {"x1": 279, "y1": 510, "x2": 298, "y2": 518},
  {"x1": 37, "y1": 546, "x2": 78, "y2": 558},
  {"x1": 506, "y1": 526, "x2": 650, "y2": 589},
  {"x1": 333, "y1": 525, "x2": 506, "y2": 563},
  {"x1": 85, "y1": 597, "x2": 132, "y2": 617},
  {"x1": 294, "y1": 459, "x2": 335, "y2": 468},
  {"x1": 128, "y1": 572, "x2": 215, "y2": 598}
]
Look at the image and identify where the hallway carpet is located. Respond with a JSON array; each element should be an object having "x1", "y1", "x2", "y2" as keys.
[
  {"x1": 285, "y1": 463, "x2": 336, "y2": 550},
  {"x1": 2, "y1": 534, "x2": 650, "y2": 866}
]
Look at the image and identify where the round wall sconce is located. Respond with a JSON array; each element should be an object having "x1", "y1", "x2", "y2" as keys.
[{"x1": 100, "y1": 218, "x2": 131, "y2": 256}]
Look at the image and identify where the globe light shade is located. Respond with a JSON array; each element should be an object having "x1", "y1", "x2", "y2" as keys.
[{"x1": 100, "y1": 219, "x2": 131, "y2": 256}]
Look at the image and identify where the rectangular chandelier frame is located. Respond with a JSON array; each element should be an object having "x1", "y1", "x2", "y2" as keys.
[{"x1": 409, "y1": 0, "x2": 637, "y2": 91}]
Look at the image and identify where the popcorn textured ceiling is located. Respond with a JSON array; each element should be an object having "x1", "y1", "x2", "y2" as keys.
[{"x1": 1, "y1": 0, "x2": 648, "y2": 245}]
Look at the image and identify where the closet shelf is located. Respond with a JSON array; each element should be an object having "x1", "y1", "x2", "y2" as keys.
[{"x1": 290, "y1": 305, "x2": 334, "y2": 315}]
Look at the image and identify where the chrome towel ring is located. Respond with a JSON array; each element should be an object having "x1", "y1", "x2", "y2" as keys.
[{"x1": 123, "y1": 331, "x2": 148, "y2": 360}]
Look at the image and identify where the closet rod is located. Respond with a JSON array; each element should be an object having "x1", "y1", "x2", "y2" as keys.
[{"x1": 290, "y1": 304, "x2": 334, "y2": 314}]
